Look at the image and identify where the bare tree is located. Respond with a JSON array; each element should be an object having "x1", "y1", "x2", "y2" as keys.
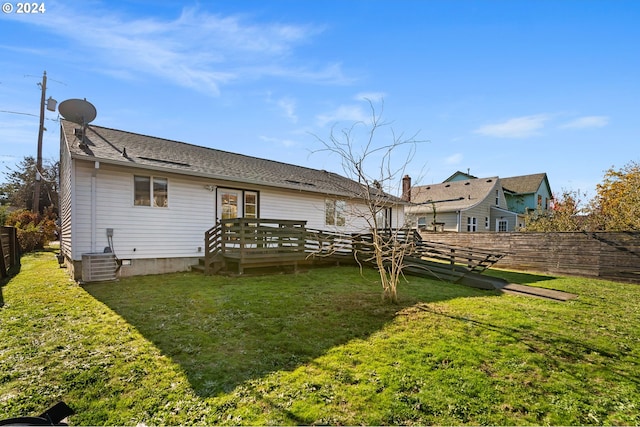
[{"x1": 311, "y1": 100, "x2": 424, "y2": 303}]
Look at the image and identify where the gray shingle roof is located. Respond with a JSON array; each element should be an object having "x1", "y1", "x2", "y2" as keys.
[
  {"x1": 406, "y1": 177, "x2": 499, "y2": 214},
  {"x1": 500, "y1": 173, "x2": 547, "y2": 194},
  {"x1": 62, "y1": 120, "x2": 400, "y2": 201}
]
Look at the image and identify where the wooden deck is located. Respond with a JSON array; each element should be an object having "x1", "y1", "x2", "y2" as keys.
[
  {"x1": 203, "y1": 218, "x2": 307, "y2": 275},
  {"x1": 201, "y1": 218, "x2": 507, "y2": 281}
]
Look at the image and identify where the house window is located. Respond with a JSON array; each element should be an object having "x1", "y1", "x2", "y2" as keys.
[
  {"x1": 495, "y1": 189, "x2": 500, "y2": 206},
  {"x1": 498, "y1": 219, "x2": 508, "y2": 232},
  {"x1": 417, "y1": 217, "x2": 427, "y2": 229},
  {"x1": 485, "y1": 217, "x2": 489, "y2": 229},
  {"x1": 244, "y1": 191, "x2": 258, "y2": 219},
  {"x1": 375, "y1": 207, "x2": 391, "y2": 229},
  {"x1": 467, "y1": 217, "x2": 477, "y2": 232},
  {"x1": 134, "y1": 175, "x2": 168, "y2": 207},
  {"x1": 325, "y1": 199, "x2": 346, "y2": 226},
  {"x1": 221, "y1": 192, "x2": 238, "y2": 219},
  {"x1": 538, "y1": 194, "x2": 542, "y2": 207}
]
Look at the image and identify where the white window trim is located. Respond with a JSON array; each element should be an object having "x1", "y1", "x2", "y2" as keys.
[
  {"x1": 134, "y1": 175, "x2": 168, "y2": 208},
  {"x1": 467, "y1": 216, "x2": 477, "y2": 232},
  {"x1": 325, "y1": 199, "x2": 346, "y2": 227}
]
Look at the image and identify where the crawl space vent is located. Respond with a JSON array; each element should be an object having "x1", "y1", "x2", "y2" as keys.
[{"x1": 82, "y1": 253, "x2": 117, "y2": 282}]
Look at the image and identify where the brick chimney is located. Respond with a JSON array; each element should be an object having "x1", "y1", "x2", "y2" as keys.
[{"x1": 402, "y1": 175, "x2": 411, "y2": 202}]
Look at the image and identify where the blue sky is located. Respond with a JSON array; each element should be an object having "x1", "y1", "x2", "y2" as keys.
[{"x1": 1, "y1": 0, "x2": 638, "y2": 199}]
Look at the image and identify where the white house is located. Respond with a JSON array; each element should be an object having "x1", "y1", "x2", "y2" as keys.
[{"x1": 59, "y1": 120, "x2": 405, "y2": 279}]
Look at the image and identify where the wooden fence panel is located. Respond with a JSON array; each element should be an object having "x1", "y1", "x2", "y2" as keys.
[
  {"x1": 420, "y1": 231, "x2": 640, "y2": 283},
  {"x1": 0, "y1": 226, "x2": 19, "y2": 278}
]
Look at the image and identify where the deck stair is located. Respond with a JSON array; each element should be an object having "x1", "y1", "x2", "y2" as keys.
[
  {"x1": 348, "y1": 229, "x2": 507, "y2": 283},
  {"x1": 411, "y1": 240, "x2": 508, "y2": 275}
]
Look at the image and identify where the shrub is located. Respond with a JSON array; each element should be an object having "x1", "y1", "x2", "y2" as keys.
[
  {"x1": 0, "y1": 206, "x2": 9, "y2": 226},
  {"x1": 4, "y1": 209, "x2": 57, "y2": 253}
]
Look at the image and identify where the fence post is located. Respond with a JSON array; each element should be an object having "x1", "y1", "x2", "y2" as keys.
[{"x1": 0, "y1": 228, "x2": 6, "y2": 278}]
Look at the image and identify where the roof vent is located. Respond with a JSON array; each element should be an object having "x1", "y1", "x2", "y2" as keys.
[
  {"x1": 464, "y1": 182, "x2": 470, "y2": 185},
  {"x1": 445, "y1": 184, "x2": 451, "y2": 187},
  {"x1": 285, "y1": 179, "x2": 316, "y2": 187},
  {"x1": 487, "y1": 179, "x2": 493, "y2": 182},
  {"x1": 74, "y1": 128, "x2": 87, "y2": 148}
]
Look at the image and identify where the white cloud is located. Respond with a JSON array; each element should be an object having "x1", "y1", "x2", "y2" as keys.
[
  {"x1": 474, "y1": 114, "x2": 551, "y2": 138},
  {"x1": 445, "y1": 153, "x2": 463, "y2": 165},
  {"x1": 560, "y1": 116, "x2": 609, "y2": 129},
  {"x1": 354, "y1": 92, "x2": 386, "y2": 103},
  {"x1": 276, "y1": 97, "x2": 298, "y2": 123},
  {"x1": 315, "y1": 104, "x2": 368, "y2": 127},
  {"x1": 11, "y1": 3, "x2": 341, "y2": 96},
  {"x1": 259, "y1": 135, "x2": 297, "y2": 147}
]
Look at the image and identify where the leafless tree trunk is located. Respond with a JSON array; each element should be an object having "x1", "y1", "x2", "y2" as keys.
[{"x1": 311, "y1": 99, "x2": 424, "y2": 303}]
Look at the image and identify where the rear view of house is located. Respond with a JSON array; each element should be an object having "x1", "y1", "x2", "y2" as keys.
[{"x1": 59, "y1": 119, "x2": 404, "y2": 280}]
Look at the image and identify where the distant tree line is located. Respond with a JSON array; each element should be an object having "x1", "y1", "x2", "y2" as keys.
[
  {"x1": 1, "y1": 156, "x2": 59, "y2": 214},
  {"x1": 521, "y1": 161, "x2": 640, "y2": 232},
  {"x1": 1, "y1": 156, "x2": 59, "y2": 251}
]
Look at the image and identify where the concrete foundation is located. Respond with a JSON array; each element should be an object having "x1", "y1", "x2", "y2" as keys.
[{"x1": 65, "y1": 256, "x2": 200, "y2": 281}]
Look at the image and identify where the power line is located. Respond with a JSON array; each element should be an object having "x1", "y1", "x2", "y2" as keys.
[{"x1": 0, "y1": 109, "x2": 59, "y2": 120}]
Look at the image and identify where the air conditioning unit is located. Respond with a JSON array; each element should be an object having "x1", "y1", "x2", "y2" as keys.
[{"x1": 81, "y1": 253, "x2": 117, "y2": 282}]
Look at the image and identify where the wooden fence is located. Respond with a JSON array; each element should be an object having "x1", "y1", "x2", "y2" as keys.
[
  {"x1": 420, "y1": 231, "x2": 640, "y2": 284},
  {"x1": 0, "y1": 226, "x2": 20, "y2": 278}
]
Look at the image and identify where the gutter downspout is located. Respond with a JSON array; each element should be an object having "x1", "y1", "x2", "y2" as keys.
[{"x1": 90, "y1": 162, "x2": 99, "y2": 252}]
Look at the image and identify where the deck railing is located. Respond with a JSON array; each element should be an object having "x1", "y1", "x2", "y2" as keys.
[
  {"x1": 204, "y1": 219, "x2": 506, "y2": 277},
  {"x1": 204, "y1": 218, "x2": 307, "y2": 274}
]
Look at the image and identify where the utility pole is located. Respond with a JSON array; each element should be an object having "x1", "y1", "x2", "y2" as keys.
[{"x1": 32, "y1": 71, "x2": 47, "y2": 215}]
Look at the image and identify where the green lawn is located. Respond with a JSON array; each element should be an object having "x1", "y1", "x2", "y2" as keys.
[{"x1": 1, "y1": 249, "x2": 639, "y2": 425}]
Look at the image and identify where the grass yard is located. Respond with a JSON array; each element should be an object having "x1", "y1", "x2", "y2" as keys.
[{"x1": 1, "y1": 249, "x2": 639, "y2": 425}]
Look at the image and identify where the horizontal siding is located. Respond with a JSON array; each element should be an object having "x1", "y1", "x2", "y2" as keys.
[
  {"x1": 72, "y1": 161, "x2": 408, "y2": 262},
  {"x1": 461, "y1": 204, "x2": 490, "y2": 232},
  {"x1": 59, "y1": 139, "x2": 73, "y2": 258},
  {"x1": 259, "y1": 189, "x2": 372, "y2": 232},
  {"x1": 259, "y1": 189, "x2": 324, "y2": 228},
  {"x1": 73, "y1": 162, "x2": 215, "y2": 260},
  {"x1": 72, "y1": 164, "x2": 93, "y2": 259}
]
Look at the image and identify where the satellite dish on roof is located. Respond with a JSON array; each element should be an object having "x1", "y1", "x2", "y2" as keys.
[{"x1": 58, "y1": 98, "x2": 97, "y2": 125}]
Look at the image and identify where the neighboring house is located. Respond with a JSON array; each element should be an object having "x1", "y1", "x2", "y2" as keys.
[
  {"x1": 404, "y1": 176, "x2": 522, "y2": 232},
  {"x1": 59, "y1": 120, "x2": 404, "y2": 279},
  {"x1": 444, "y1": 171, "x2": 553, "y2": 215},
  {"x1": 500, "y1": 173, "x2": 553, "y2": 214}
]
